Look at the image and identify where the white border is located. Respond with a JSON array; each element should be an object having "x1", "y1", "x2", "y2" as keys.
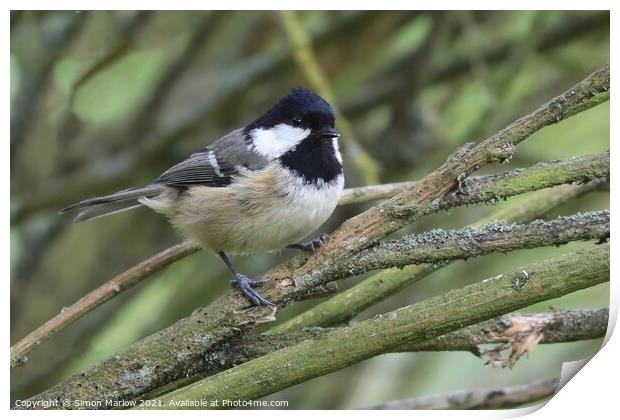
[{"x1": 5, "y1": 3, "x2": 617, "y2": 419}]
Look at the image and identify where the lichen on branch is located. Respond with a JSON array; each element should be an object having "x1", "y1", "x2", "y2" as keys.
[{"x1": 146, "y1": 245, "x2": 609, "y2": 409}]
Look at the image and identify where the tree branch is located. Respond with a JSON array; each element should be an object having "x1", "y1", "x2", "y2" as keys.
[
  {"x1": 10, "y1": 242, "x2": 199, "y2": 368},
  {"x1": 26, "y1": 242, "x2": 608, "y2": 409},
  {"x1": 262, "y1": 145, "x2": 609, "y2": 303},
  {"x1": 338, "y1": 150, "x2": 609, "y2": 206},
  {"x1": 140, "y1": 308, "x2": 608, "y2": 400},
  {"x1": 273, "y1": 179, "x2": 605, "y2": 332},
  {"x1": 395, "y1": 307, "x2": 609, "y2": 352},
  {"x1": 11, "y1": 153, "x2": 609, "y2": 368},
  {"x1": 21, "y1": 212, "x2": 608, "y2": 406},
  {"x1": 143, "y1": 245, "x2": 608, "y2": 409},
  {"x1": 307, "y1": 64, "x2": 608, "y2": 261},
  {"x1": 361, "y1": 378, "x2": 559, "y2": 409},
  {"x1": 334, "y1": 210, "x2": 607, "y2": 280}
]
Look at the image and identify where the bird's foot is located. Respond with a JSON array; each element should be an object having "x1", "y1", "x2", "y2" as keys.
[
  {"x1": 231, "y1": 273, "x2": 273, "y2": 306},
  {"x1": 287, "y1": 233, "x2": 330, "y2": 253}
]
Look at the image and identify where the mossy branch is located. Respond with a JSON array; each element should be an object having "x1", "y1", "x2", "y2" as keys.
[
  {"x1": 310, "y1": 64, "x2": 609, "y2": 259},
  {"x1": 26, "y1": 244, "x2": 609, "y2": 408},
  {"x1": 260, "y1": 308, "x2": 610, "y2": 359},
  {"x1": 337, "y1": 210, "x2": 607, "y2": 279},
  {"x1": 122, "y1": 177, "x2": 610, "y2": 398},
  {"x1": 273, "y1": 180, "x2": 605, "y2": 332},
  {"x1": 337, "y1": 151, "x2": 608, "y2": 206},
  {"x1": 276, "y1": 210, "x2": 607, "y2": 300},
  {"x1": 257, "y1": 65, "x2": 609, "y2": 315},
  {"x1": 146, "y1": 245, "x2": 609, "y2": 408},
  {"x1": 138, "y1": 307, "x2": 608, "y2": 400}
]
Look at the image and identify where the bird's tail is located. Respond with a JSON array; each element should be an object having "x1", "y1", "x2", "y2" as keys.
[{"x1": 59, "y1": 184, "x2": 164, "y2": 223}]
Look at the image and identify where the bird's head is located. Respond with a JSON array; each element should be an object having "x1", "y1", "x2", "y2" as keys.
[{"x1": 245, "y1": 87, "x2": 340, "y2": 159}]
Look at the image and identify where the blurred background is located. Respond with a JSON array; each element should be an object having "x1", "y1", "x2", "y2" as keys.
[{"x1": 10, "y1": 10, "x2": 610, "y2": 408}]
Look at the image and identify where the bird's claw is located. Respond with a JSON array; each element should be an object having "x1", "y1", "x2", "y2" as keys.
[
  {"x1": 232, "y1": 274, "x2": 273, "y2": 306},
  {"x1": 287, "y1": 233, "x2": 331, "y2": 252}
]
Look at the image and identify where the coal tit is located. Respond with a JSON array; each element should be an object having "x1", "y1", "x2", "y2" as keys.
[{"x1": 60, "y1": 88, "x2": 344, "y2": 306}]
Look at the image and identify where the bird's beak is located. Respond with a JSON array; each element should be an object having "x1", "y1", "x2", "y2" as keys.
[{"x1": 317, "y1": 127, "x2": 341, "y2": 140}]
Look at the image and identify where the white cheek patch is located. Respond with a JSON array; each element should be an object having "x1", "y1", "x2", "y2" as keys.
[
  {"x1": 250, "y1": 124, "x2": 311, "y2": 159},
  {"x1": 332, "y1": 138, "x2": 343, "y2": 164}
]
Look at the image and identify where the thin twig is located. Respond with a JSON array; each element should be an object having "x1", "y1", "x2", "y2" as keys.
[
  {"x1": 361, "y1": 378, "x2": 559, "y2": 409},
  {"x1": 339, "y1": 181, "x2": 418, "y2": 205},
  {"x1": 10, "y1": 242, "x2": 198, "y2": 368}
]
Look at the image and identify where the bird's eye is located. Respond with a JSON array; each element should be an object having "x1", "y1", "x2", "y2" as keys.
[{"x1": 291, "y1": 116, "x2": 303, "y2": 126}]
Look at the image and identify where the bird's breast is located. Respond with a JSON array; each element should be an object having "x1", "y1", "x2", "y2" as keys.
[{"x1": 170, "y1": 163, "x2": 344, "y2": 254}]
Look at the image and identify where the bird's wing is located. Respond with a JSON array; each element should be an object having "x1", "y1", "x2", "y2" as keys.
[{"x1": 154, "y1": 129, "x2": 269, "y2": 188}]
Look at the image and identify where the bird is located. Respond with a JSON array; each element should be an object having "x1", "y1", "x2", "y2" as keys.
[{"x1": 60, "y1": 87, "x2": 344, "y2": 306}]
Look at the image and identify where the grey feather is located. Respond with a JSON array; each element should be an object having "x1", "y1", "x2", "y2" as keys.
[
  {"x1": 155, "y1": 129, "x2": 269, "y2": 187},
  {"x1": 73, "y1": 203, "x2": 144, "y2": 223},
  {"x1": 59, "y1": 184, "x2": 165, "y2": 213},
  {"x1": 59, "y1": 129, "x2": 269, "y2": 223}
]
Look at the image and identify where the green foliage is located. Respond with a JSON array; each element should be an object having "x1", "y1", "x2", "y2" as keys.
[
  {"x1": 10, "y1": 54, "x2": 20, "y2": 99},
  {"x1": 72, "y1": 50, "x2": 164, "y2": 123}
]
